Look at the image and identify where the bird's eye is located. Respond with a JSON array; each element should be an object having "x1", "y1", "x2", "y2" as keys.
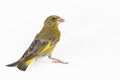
[{"x1": 51, "y1": 18, "x2": 56, "y2": 21}]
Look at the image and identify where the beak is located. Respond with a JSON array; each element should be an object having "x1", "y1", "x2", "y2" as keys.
[{"x1": 56, "y1": 17, "x2": 65, "y2": 24}]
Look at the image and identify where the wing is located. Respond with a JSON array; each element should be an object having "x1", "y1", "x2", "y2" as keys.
[
  {"x1": 21, "y1": 34, "x2": 48, "y2": 58},
  {"x1": 24, "y1": 40, "x2": 50, "y2": 61},
  {"x1": 21, "y1": 33, "x2": 59, "y2": 61}
]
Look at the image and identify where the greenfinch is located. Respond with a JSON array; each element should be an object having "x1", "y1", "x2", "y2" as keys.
[{"x1": 6, "y1": 15, "x2": 68, "y2": 71}]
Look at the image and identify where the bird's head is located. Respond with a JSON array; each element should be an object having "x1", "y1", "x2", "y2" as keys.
[{"x1": 44, "y1": 15, "x2": 64, "y2": 27}]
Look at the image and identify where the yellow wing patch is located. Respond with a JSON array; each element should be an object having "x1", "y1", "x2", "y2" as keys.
[
  {"x1": 25, "y1": 42, "x2": 51, "y2": 66},
  {"x1": 40, "y1": 42, "x2": 51, "y2": 53},
  {"x1": 26, "y1": 58, "x2": 35, "y2": 66}
]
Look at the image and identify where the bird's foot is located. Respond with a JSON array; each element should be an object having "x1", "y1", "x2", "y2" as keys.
[{"x1": 51, "y1": 58, "x2": 68, "y2": 64}]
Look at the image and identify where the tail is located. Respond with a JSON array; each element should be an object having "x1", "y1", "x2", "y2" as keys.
[
  {"x1": 17, "y1": 58, "x2": 35, "y2": 71},
  {"x1": 17, "y1": 61, "x2": 29, "y2": 71},
  {"x1": 6, "y1": 60, "x2": 20, "y2": 67},
  {"x1": 6, "y1": 58, "x2": 35, "y2": 71}
]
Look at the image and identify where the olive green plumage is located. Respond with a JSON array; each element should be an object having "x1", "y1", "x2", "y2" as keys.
[{"x1": 6, "y1": 15, "x2": 65, "y2": 71}]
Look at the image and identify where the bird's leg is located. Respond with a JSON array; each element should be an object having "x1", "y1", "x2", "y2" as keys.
[{"x1": 50, "y1": 57, "x2": 68, "y2": 64}]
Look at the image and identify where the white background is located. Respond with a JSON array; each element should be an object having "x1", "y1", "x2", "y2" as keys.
[{"x1": 0, "y1": 0, "x2": 120, "y2": 80}]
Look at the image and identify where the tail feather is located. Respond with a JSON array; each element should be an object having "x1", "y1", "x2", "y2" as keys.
[
  {"x1": 6, "y1": 58, "x2": 35, "y2": 71},
  {"x1": 6, "y1": 61, "x2": 20, "y2": 67},
  {"x1": 17, "y1": 62, "x2": 28, "y2": 71},
  {"x1": 17, "y1": 58, "x2": 35, "y2": 71},
  {"x1": 7, "y1": 60, "x2": 29, "y2": 71}
]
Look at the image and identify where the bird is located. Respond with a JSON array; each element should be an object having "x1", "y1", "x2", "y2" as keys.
[{"x1": 6, "y1": 15, "x2": 68, "y2": 71}]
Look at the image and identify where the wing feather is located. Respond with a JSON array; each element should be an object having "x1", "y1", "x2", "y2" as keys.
[{"x1": 21, "y1": 34, "x2": 59, "y2": 61}]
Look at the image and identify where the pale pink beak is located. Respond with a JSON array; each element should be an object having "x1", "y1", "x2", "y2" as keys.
[{"x1": 57, "y1": 17, "x2": 65, "y2": 24}]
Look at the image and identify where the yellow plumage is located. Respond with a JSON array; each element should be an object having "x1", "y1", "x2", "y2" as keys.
[
  {"x1": 26, "y1": 58, "x2": 35, "y2": 66},
  {"x1": 40, "y1": 42, "x2": 51, "y2": 53}
]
